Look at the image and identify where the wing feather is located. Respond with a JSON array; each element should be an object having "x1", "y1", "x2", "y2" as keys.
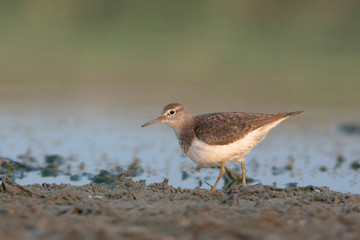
[{"x1": 193, "y1": 112, "x2": 299, "y2": 145}]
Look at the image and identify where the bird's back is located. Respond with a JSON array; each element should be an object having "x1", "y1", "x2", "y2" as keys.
[{"x1": 193, "y1": 111, "x2": 301, "y2": 146}]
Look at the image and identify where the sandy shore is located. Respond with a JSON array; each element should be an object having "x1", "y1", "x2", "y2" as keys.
[{"x1": 0, "y1": 177, "x2": 359, "y2": 240}]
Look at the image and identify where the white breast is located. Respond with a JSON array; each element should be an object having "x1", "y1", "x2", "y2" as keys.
[{"x1": 185, "y1": 118, "x2": 288, "y2": 167}]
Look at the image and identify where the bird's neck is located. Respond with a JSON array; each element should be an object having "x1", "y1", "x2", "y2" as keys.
[{"x1": 173, "y1": 122, "x2": 195, "y2": 154}]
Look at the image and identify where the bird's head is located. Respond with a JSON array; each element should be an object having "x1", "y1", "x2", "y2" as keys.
[{"x1": 141, "y1": 103, "x2": 193, "y2": 132}]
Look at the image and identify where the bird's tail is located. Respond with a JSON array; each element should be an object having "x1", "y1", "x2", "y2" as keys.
[{"x1": 287, "y1": 111, "x2": 303, "y2": 117}]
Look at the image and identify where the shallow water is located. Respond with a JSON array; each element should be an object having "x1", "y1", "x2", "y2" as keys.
[{"x1": 1, "y1": 99, "x2": 359, "y2": 194}]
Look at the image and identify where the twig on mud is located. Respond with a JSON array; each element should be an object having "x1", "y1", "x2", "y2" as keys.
[
  {"x1": 203, "y1": 180, "x2": 213, "y2": 188},
  {"x1": 0, "y1": 175, "x2": 44, "y2": 198}
]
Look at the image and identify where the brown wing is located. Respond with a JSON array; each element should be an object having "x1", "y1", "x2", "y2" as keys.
[{"x1": 193, "y1": 111, "x2": 301, "y2": 145}]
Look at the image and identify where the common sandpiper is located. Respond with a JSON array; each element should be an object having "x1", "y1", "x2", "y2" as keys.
[{"x1": 142, "y1": 103, "x2": 302, "y2": 191}]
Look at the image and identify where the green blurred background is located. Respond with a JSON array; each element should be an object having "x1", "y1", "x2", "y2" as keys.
[{"x1": 1, "y1": 1, "x2": 359, "y2": 114}]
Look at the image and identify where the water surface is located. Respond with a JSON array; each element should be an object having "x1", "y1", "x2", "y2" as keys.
[{"x1": 1, "y1": 88, "x2": 359, "y2": 193}]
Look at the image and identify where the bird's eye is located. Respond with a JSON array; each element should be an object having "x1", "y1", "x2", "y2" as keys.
[{"x1": 169, "y1": 110, "x2": 176, "y2": 115}]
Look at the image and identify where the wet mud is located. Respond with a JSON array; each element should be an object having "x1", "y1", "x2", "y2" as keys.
[{"x1": 0, "y1": 177, "x2": 359, "y2": 240}]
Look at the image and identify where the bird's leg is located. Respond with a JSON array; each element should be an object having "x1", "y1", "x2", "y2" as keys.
[
  {"x1": 195, "y1": 166, "x2": 201, "y2": 172},
  {"x1": 240, "y1": 161, "x2": 246, "y2": 187},
  {"x1": 211, "y1": 164, "x2": 225, "y2": 191}
]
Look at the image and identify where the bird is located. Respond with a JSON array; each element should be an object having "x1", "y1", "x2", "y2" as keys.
[{"x1": 141, "y1": 103, "x2": 302, "y2": 191}]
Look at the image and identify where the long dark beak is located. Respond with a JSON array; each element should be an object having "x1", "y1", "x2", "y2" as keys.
[{"x1": 141, "y1": 116, "x2": 164, "y2": 127}]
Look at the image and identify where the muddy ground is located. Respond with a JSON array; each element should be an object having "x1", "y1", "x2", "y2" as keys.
[{"x1": 0, "y1": 177, "x2": 359, "y2": 240}]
